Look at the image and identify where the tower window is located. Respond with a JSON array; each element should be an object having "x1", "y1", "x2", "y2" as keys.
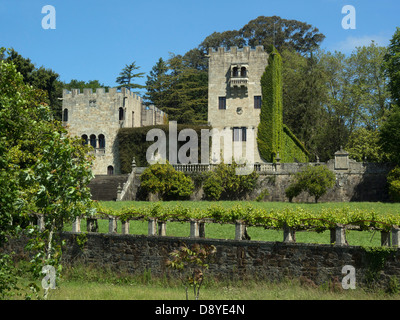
[
  {"x1": 90, "y1": 134, "x2": 97, "y2": 149},
  {"x1": 63, "y1": 108, "x2": 68, "y2": 122},
  {"x1": 254, "y1": 96, "x2": 262, "y2": 109},
  {"x1": 218, "y1": 97, "x2": 226, "y2": 110},
  {"x1": 98, "y1": 134, "x2": 105, "y2": 149},
  {"x1": 241, "y1": 67, "x2": 247, "y2": 77},
  {"x1": 107, "y1": 166, "x2": 114, "y2": 175},
  {"x1": 81, "y1": 134, "x2": 88, "y2": 146},
  {"x1": 119, "y1": 107, "x2": 124, "y2": 121}
]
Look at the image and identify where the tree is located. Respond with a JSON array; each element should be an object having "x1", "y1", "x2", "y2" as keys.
[
  {"x1": 0, "y1": 50, "x2": 95, "y2": 298},
  {"x1": 2, "y1": 48, "x2": 63, "y2": 120},
  {"x1": 285, "y1": 165, "x2": 335, "y2": 203},
  {"x1": 380, "y1": 105, "x2": 400, "y2": 165},
  {"x1": 144, "y1": 57, "x2": 169, "y2": 109},
  {"x1": 116, "y1": 61, "x2": 145, "y2": 93},
  {"x1": 63, "y1": 79, "x2": 109, "y2": 92},
  {"x1": 384, "y1": 27, "x2": 400, "y2": 106}
]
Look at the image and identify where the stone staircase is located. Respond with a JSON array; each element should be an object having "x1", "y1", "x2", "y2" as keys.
[{"x1": 88, "y1": 175, "x2": 129, "y2": 201}]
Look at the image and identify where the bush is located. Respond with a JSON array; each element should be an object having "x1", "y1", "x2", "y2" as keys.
[
  {"x1": 387, "y1": 166, "x2": 400, "y2": 202},
  {"x1": 140, "y1": 162, "x2": 194, "y2": 200},
  {"x1": 203, "y1": 161, "x2": 258, "y2": 201},
  {"x1": 285, "y1": 165, "x2": 335, "y2": 203}
]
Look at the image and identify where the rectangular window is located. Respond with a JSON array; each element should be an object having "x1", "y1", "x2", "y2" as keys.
[
  {"x1": 233, "y1": 127, "x2": 247, "y2": 141},
  {"x1": 218, "y1": 97, "x2": 226, "y2": 110},
  {"x1": 254, "y1": 96, "x2": 262, "y2": 109}
]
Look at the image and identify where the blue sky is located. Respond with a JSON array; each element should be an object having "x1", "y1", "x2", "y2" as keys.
[{"x1": 0, "y1": 0, "x2": 399, "y2": 91}]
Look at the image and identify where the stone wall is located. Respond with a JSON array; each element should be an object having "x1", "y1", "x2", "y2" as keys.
[{"x1": 6, "y1": 232, "x2": 400, "y2": 288}]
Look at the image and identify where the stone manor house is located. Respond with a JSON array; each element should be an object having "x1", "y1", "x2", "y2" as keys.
[
  {"x1": 62, "y1": 45, "x2": 269, "y2": 176},
  {"x1": 61, "y1": 45, "x2": 392, "y2": 202}
]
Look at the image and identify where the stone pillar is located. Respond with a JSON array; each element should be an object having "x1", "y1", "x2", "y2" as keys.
[
  {"x1": 108, "y1": 217, "x2": 117, "y2": 234},
  {"x1": 199, "y1": 222, "x2": 206, "y2": 238},
  {"x1": 381, "y1": 231, "x2": 391, "y2": 247},
  {"x1": 331, "y1": 224, "x2": 347, "y2": 246},
  {"x1": 283, "y1": 224, "x2": 295, "y2": 243},
  {"x1": 235, "y1": 220, "x2": 246, "y2": 240},
  {"x1": 148, "y1": 218, "x2": 157, "y2": 236},
  {"x1": 334, "y1": 148, "x2": 349, "y2": 170},
  {"x1": 116, "y1": 183, "x2": 122, "y2": 201},
  {"x1": 158, "y1": 221, "x2": 167, "y2": 236},
  {"x1": 72, "y1": 216, "x2": 81, "y2": 233},
  {"x1": 121, "y1": 220, "x2": 130, "y2": 235},
  {"x1": 190, "y1": 220, "x2": 200, "y2": 238},
  {"x1": 392, "y1": 226, "x2": 400, "y2": 248},
  {"x1": 87, "y1": 218, "x2": 99, "y2": 232}
]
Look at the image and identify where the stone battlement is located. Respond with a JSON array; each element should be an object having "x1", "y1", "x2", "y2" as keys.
[
  {"x1": 208, "y1": 45, "x2": 266, "y2": 55},
  {"x1": 62, "y1": 87, "x2": 142, "y2": 101}
]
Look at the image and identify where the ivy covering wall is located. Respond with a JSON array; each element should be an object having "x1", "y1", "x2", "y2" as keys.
[
  {"x1": 117, "y1": 124, "x2": 211, "y2": 173},
  {"x1": 257, "y1": 47, "x2": 309, "y2": 163}
]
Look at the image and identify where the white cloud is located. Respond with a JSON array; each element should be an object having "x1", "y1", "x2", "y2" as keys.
[{"x1": 334, "y1": 34, "x2": 390, "y2": 53}]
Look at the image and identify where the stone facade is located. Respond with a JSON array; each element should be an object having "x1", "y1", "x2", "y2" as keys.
[
  {"x1": 207, "y1": 46, "x2": 268, "y2": 164},
  {"x1": 62, "y1": 87, "x2": 166, "y2": 175}
]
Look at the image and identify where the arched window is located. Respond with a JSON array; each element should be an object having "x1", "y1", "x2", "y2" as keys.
[
  {"x1": 63, "y1": 109, "x2": 68, "y2": 122},
  {"x1": 107, "y1": 166, "x2": 114, "y2": 175},
  {"x1": 98, "y1": 134, "x2": 105, "y2": 149},
  {"x1": 241, "y1": 67, "x2": 247, "y2": 77},
  {"x1": 90, "y1": 134, "x2": 97, "y2": 149},
  {"x1": 81, "y1": 134, "x2": 88, "y2": 146},
  {"x1": 119, "y1": 107, "x2": 124, "y2": 121},
  {"x1": 232, "y1": 67, "x2": 238, "y2": 77}
]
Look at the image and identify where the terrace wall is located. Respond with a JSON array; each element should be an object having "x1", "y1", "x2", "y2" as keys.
[{"x1": 4, "y1": 232, "x2": 400, "y2": 289}]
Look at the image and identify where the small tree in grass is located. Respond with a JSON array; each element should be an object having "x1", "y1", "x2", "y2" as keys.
[
  {"x1": 285, "y1": 165, "x2": 336, "y2": 203},
  {"x1": 167, "y1": 243, "x2": 216, "y2": 300}
]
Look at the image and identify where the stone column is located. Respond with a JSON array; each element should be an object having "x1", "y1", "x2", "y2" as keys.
[
  {"x1": 381, "y1": 231, "x2": 391, "y2": 247},
  {"x1": 121, "y1": 220, "x2": 130, "y2": 235},
  {"x1": 392, "y1": 226, "x2": 400, "y2": 248},
  {"x1": 199, "y1": 222, "x2": 206, "y2": 238},
  {"x1": 235, "y1": 220, "x2": 246, "y2": 240},
  {"x1": 116, "y1": 183, "x2": 122, "y2": 201},
  {"x1": 148, "y1": 218, "x2": 157, "y2": 236},
  {"x1": 190, "y1": 220, "x2": 200, "y2": 238},
  {"x1": 87, "y1": 218, "x2": 99, "y2": 232},
  {"x1": 72, "y1": 216, "x2": 81, "y2": 233},
  {"x1": 108, "y1": 217, "x2": 117, "y2": 234},
  {"x1": 283, "y1": 224, "x2": 295, "y2": 243},
  {"x1": 331, "y1": 224, "x2": 347, "y2": 246},
  {"x1": 158, "y1": 221, "x2": 167, "y2": 236}
]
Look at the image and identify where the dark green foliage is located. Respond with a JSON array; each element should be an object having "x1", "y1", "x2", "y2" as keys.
[
  {"x1": 384, "y1": 27, "x2": 400, "y2": 106},
  {"x1": 380, "y1": 105, "x2": 400, "y2": 165},
  {"x1": 257, "y1": 47, "x2": 309, "y2": 163},
  {"x1": 285, "y1": 165, "x2": 336, "y2": 203},
  {"x1": 202, "y1": 161, "x2": 259, "y2": 201},
  {"x1": 140, "y1": 162, "x2": 194, "y2": 201},
  {"x1": 387, "y1": 166, "x2": 400, "y2": 202},
  {"x1": 117, "y1": 124, "x2": 211, "y2": 173}
]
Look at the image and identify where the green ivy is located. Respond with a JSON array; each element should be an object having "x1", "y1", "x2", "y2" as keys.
[{"x1": 257, "y1": 47, "x2": 308, "y2": 163}]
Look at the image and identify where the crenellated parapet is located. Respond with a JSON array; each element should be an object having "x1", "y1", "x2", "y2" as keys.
[
  {"x1": 208, "y1": 45, "x2": 266, "y2": 55},
  {"x1": 62, "y1": 87, "x2": 143, "y2": 102}
]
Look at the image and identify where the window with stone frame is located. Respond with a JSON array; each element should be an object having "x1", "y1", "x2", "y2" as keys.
[
  {"x1": 233, "y1": 127, "x2": 247, "y2": 141},
  {"x1": 254, "y1": 96, "x2": 262, "y2": 109},
  {"x1": 218, "y1": 96, "x2": 226, "y2": 110}
]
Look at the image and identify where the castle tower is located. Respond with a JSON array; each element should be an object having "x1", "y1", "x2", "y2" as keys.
[
  {"x1": 62, "y1": 87, "x2": 143, "y2": 175},
  {"x1": 207, "y1": 45, "x2": 269, "y2": 164}
]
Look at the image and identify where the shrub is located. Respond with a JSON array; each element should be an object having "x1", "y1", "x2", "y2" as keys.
[
  {"x1": 203, "y1": 161, "x2": 258, "y2": 201},
  {"x1": 387, "y1": 166, "x2": 400, "y2": 202},
  {"x1": 285, "y1": 165, "x2": 336, "y2": 203},
  {"x1": 140, "y1": 162, "x2": 194, "y2": 200}
]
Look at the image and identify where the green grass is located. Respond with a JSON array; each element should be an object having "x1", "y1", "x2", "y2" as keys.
[{"x1": 63, "y1": 201, "x2": 398, "y2": 247}]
